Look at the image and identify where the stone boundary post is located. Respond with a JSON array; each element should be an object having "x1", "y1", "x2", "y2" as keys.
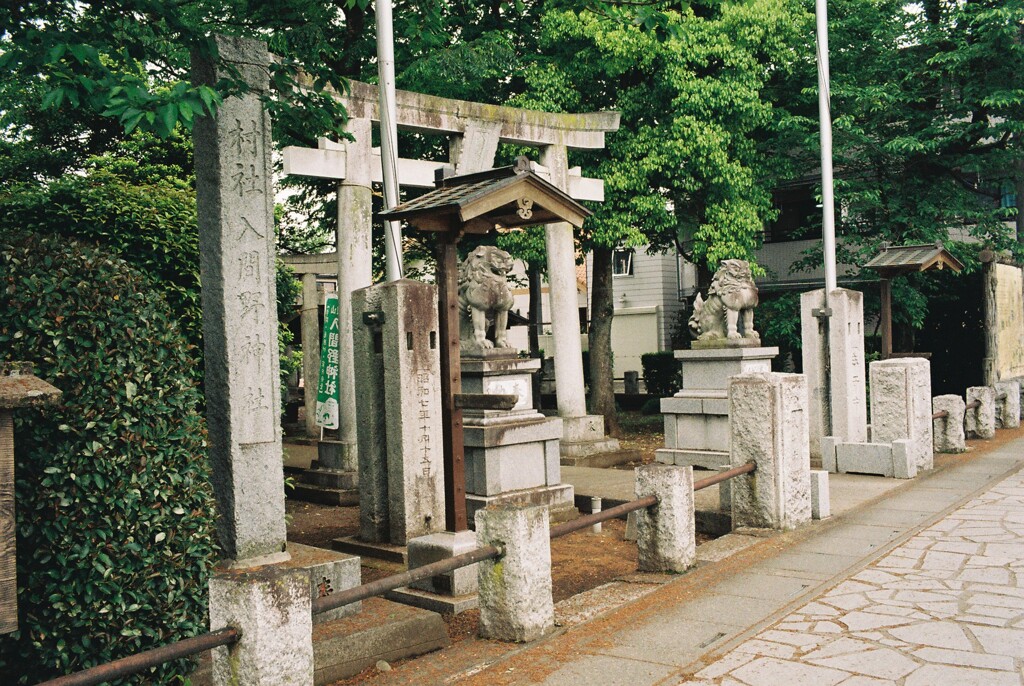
[
  {"x1": 635, "y1": 464, "x2": 696, "y2": 573},
  {"x1": 932, "y1": 395, "x2": 966, "y2": 453},
  {"x1": 995, "y1": 380, "x2": 1021, "y2": 429},
  {"x1": 209, "y1": 567, "x2": 313, "y2": 685},
  {"x1": 475, "y1": 504, "x2": 554, "y2": 642},
  {"x1": 965, "y1": 386, "x2": 996, "y2": 439},
  {"x1": 869, "y1": 357, "x2": 933, "y2": 472},
  {"x1": 729, "y1": 372, "x2": 812, "y2": 530}
]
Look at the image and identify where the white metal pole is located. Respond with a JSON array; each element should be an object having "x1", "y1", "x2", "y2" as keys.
[
  {"x1": 376, "y1": 0, "x2": 403, "y2": 281},
  {"x1": 816, "y1": 0, "x2": 838, "y2": 292}
]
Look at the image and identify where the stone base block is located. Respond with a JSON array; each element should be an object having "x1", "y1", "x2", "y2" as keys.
[
  {"x1": 464, "y1": 421, "x2": 561, "y2": 496},
  {"x1": 291, "y1": 466, "x2": 360, "y2": 506},
  {"x1": 655, "y1": 448, "x2": 729, "y2": 470},
  {"x1": 190, "y1": 598, "x2": 449, "y2": 686},
  {"x1": 833, "y1": 441, "x2": 916, "y2": 479},
  {"x1": 675, "y1": 346, "x2": 778, "y2": 391},
  {"x1": 280, "y1": 543, "x2": 361, "y2": 624},
  {"x1": 810, "y1": 470, "x2": 830, "y2": 519},
  {"x1": 385, "y1": 586, "x2": 478, "y2": 615},
  {"x1": 559, "y1": 415, "x2": 621, "y2": 457},
  {"x1": 315, "y1": 439, "x2": 357, "y2": 472},
  {"x1": 333, "y1": 536, "x2": 407, "y2": 564},
  {"x1": 407, "y1": 530, "x2": 478, "y2": 596},
  {"x1": 466, "y1": 484, "x2": 577, "y2": 527},
  {"x1": 559, "y1": 436, "x2": 622, "y2": 458}
]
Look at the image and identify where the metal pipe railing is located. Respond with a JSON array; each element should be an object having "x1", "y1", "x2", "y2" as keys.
[
  {"x1": 312, "y1": 544, "x2": 501, "y2": 615},
  {"x1": 37, "y1": 628, "x2": 240, "y2": 686},
  {"x1": 932, "y1": 410, "x2": 949, "y2": 420},
  {"x1": 694, "y1": 462, "x2": 755, "y2": 491},
  {"x1": 549, "y1": 495, "x2": 658, "y2": 539},
  {"x1": 966, "y1": 399, "x2": 982, "y2": 410}
]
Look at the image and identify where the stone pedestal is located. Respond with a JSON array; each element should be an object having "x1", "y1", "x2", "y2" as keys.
[
  {"x1": 281, "y1": 543, "x2": 362, "y2": 624},
  {"x1": 635, "y1": 464, "x2": 695, "y2": 573},
  {"x1": 966, "y1": 386, "x2": 996, "y2": 439},
  {"x1": 801, "y1": 288, "x2": 868, "y2": 460},
  {"x1": 656, "y1": 347, "x2": 778, "y2": 469},
  {"x1": 292, "y1": 441, "x2": 359, "y2": 506},
  {"x1": 461, "y1": 352, "x2": 575, "y2": 524},
  {"x1": 932, "y1": 394, "x2": 966, "y2": 453},
  {"x1": 386, "y1": 530, "x2": 479, "y2": 614}
]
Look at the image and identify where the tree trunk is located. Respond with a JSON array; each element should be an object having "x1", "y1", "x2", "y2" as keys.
[
  {"x1": 527, "y1": 262, "x2": 543, "y2": 357},
  {"x1": 589, "y1": 245, "x2": 621, "y2": 438}
]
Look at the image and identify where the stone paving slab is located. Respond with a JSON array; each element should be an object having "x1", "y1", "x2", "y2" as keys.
[{"x1": 679, "y1": 463, "x2": 1024, "y2": 685}]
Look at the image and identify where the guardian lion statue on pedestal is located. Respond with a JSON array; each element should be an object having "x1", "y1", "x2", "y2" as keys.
[
  {"x1": 459, "y1": 245, "x2": 515, "y2": 353},
  {"x1": 688, "y1": 259, "x2": 760, "y2": 345}
]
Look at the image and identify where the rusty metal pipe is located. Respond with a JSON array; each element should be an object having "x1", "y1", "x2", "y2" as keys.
[
  {"x1": 966, "y1": 399, "x2": 982, "y2": 410},
  {"x1": 694, "y1": 462, "x2": 756, "y2": 491},
  {"x1": 549, "y1": 495, "x2": 658, "y2": 539},
  {"x1": 312, "y1": 544, "x2": 501, "y2": 615},
  {"x1": 36, "y1": 628, "x2": 239, "y2": 686},
  {"x1": 932, "y1": 410, "x2": 950, "y2": 420}
]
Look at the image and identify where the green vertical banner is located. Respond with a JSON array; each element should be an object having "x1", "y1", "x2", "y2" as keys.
[{"x1": 315, "y1": 293, "x2": 340, "y2": 430}]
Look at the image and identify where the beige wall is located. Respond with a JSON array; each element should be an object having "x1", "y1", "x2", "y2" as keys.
[{"x1": 994, "y1": 263, "x2": 1024, "y2": 380}]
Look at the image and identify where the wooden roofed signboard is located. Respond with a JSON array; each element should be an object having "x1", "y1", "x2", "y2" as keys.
[
  {"x1": 378, "y1": 156, "x2": 590, "y2": 532},
  {"x1": 864, "y1": 242, "x2": 965, "y2": 359},
  {"x1": 382, "y1": 157, "x2": 591, "y2": 234}
]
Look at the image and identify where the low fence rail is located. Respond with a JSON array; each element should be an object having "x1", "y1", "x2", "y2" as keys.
[
  {"x1": 38, "y1": 461, "x2": 758, "y2": 685},
  {"x1": 38, "y1": 627, "x2": 239, "y2": 686}
]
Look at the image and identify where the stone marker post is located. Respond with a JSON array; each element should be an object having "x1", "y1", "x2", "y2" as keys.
[
  {"x1": 729, "y1": 372, "x2": 812, "y2": 530},
  {"x1": 932, "y1": 395, "x2": 966, "y2": 453},
  {"x1": 995, "y1": 379, "x2": 1021, "y2": 429},
  {"x1": 476, "y1": 504, "x2": 554, "y2": 642},
  {"x1": 634, "y1": 464, "x2": 696, "y2": 573},
  {"x1": 193, "y1": 35, "x2": 288, "y2": 565},
  {"x1": 351, "y1": 280, "x2": 446, "y2": 545},
  {"x1": 965, "y1": 386, "x2": 996, "y2": 439},
  {"x1": 869, "y1": 357, "x2": 933, "y2": 473},
  {"x1": 801, "y1": 289, "x2": 868, "y2": 459},
  {"x1": 300, "y1": 272, "x2": 320, "y2": 437}
]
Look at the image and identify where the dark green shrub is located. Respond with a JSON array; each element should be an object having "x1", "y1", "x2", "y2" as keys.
[
  {"x1": 0, "y1": 233, "x2": 218, "y2": 683},
  {"x1": 641, "y1": 352, "x2": 682, "y2": 397}
]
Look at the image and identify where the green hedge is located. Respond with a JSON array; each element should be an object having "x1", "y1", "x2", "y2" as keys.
[
  {"x1": 641, "y1": 352, "x2": 682, "y2": 397},
  {"x1": 0, "y1": 233, "x2": 218, "y2": 683}
]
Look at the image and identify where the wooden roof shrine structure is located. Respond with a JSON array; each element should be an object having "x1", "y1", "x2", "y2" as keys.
[
  {"x1": 379, "y1": 157, "x2": 590, "y2": 532},
  {"x1": 864, "y1": 242, "x2": 965, "y2": 359}
]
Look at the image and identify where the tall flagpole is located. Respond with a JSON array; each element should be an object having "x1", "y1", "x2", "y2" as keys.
[
  {"x1": 376, "y1": 0, "x2": 403, "y2": 281},
  {"x1": 816, "y1": 0, "x2": 837, "y2": 292}
]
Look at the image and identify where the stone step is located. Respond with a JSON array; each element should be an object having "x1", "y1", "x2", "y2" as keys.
[{"x1": 289, "y1": 482, "x2": 360, "y2": 506}]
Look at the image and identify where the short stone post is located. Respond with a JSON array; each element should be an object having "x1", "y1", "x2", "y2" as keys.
[
  {"x1": 995, "y1": 380, "x2": 1021, "y2": 429},
  {"x1": 475, "y1": 504, "x2": 554, "y2": 642},
  {"x1": 965, "y1": 386, "x2": 996, "y2": 439},
  {"x1": 932, "y1": 395, "x2": 966, "y2": 452},
  {"x1": 810, "y1": 470, "x2": 830, "y2": 519},
  {"x1": 869, "y1": 357, "x2": 933, "y2": 472},
  {"x1": 209, "y1": 567, "x2": 313, "y2": 686},
  {"x1": 729, "y1": 372, "x2": 811, "y2": 530},
  {"x1": 300, "y1": 272, "x2": 320, "y2": 437},
  {"x1": 634, "y1": 465, "x2": 695, "y2": 573}
]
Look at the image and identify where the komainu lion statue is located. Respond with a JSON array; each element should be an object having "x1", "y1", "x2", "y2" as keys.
[
  {"x1": 688, "y1": 259, "x2": 760, "y2": 344},
  {"x1": 459, "y1": 245, "x2": 515, "y2": 353}
]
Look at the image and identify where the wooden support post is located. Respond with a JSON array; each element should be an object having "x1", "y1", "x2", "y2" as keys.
[
  {"x1": 0, "y1": 412, "x2": 15, "y2": 634},
  {"x1": 880, "y1": 277, "x2": 893, "y2": 360},
  {"x1": 437, "y1": 233, "x2": 468, "y2": 532}
]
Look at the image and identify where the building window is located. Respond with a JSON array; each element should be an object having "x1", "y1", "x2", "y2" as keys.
[
  {"x1": 613, "y1": 248, "x2": 634, "y2": 276},
  {"x1": 765, "y1": 186, "x2": 823, "y2": 243},
  {"x1": 1001, "y1": 181, "x2": 1018, "y2": 210}
]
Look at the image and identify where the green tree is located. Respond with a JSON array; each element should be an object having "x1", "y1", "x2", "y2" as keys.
[
  {"x1": 776, "y1": 0, "x2": 1024, "y2": 339},
  {"x1": 510, "y1": 1, "x2": 807, "y2": 425}
]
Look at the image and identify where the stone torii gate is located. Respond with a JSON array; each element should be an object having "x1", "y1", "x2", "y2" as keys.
[{"x1": 284, "y1": 79, "x2": 622, "y2": 478}]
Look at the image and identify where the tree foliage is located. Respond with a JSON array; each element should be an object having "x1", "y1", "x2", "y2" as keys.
[{"x1": 0, "y1": 233, "x2": 218, "y2": 683}]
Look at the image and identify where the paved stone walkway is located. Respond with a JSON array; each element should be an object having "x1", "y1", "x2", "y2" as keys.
[{"x1": 682, "y1": 469, "x2": 1024, "y2": 685}]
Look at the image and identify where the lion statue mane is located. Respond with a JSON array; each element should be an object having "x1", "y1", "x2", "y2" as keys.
[
  {"x1": 688, "y1": 259, "x2": 760, "y2": 344},
  {"x1": 458, "y1": 245, "x2": 515, "y2": 353}
]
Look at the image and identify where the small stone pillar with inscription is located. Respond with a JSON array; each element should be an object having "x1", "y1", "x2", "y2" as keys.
[{"x1": 347, "y1": 279, "x2": 447, "y2": 550}]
